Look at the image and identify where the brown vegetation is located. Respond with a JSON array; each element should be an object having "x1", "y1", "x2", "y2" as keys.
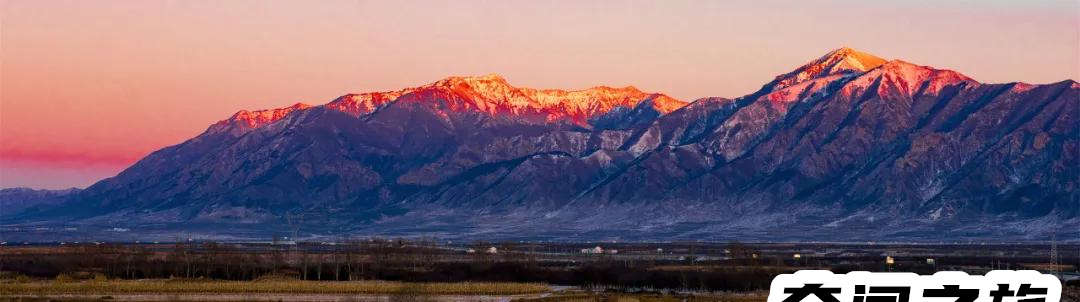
[
  {"x1": 0, "y1": 279, "x2": 548, "y2": 296},
  {"x1": 0, "y1": 240, "x2": 1073, "y2": 296}
]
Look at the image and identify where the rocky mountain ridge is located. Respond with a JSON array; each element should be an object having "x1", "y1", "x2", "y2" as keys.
[{"x1": 4, "y1": 48, "x2": 1076, "y2": 242}]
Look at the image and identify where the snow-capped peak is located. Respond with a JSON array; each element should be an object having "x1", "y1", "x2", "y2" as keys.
[
  {"x1": 841, "y1": 59, "x2": 977, "y2": 97},
  {"x1": 207, "y1": 102, "x2": 312, "y2": 136},
  {"x1": 364, "y1": 74, "x2": 687, "y2": 124},
  {"x1": 225, "y1": 102, "x2": 310, "y2": 128},
  {"x1": 211, "y1": 74, "x2": 688, "y2": 134},
  {"x1": 771, "y1": 47, "x2": 887, "y2": 91},
  {"x1": 821, "y1": 47, "x2": 887, "y2": 73},
  {"x1": 325, "y1": 90, "x2": 416, "y2": 117}
]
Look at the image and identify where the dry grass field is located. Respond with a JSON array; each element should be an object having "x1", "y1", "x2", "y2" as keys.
[
  {"x1": 0, "y1": 279, "x2": 550, "y2": 296},
  {"x1": 513, "y1": 291, "x2": 767, "y2": 302}
]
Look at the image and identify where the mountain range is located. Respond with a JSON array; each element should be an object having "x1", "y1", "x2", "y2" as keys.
[{"x1": 3, "y1": 47, "x2": 1077, "y2": 242}]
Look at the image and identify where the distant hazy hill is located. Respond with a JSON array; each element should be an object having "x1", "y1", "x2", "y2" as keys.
[{"x1": 0, "y1": 187, "x2": 79, "y2": 217}]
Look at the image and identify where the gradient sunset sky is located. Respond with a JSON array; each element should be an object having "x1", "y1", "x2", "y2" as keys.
[{"x1": 2, "y1": 0, "x2": 1077, "y2": 189}]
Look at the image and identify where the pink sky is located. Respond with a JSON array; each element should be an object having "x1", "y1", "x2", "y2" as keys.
[{"x1": 2, "y1": 0, "x2": 1077, "y2": 189}]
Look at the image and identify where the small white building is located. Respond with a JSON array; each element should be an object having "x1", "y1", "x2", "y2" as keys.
[
  {"x1": 486, "y1": 246, "x2": 498, "y2": 254},
  {"x1": 581, "y1": 246, "x2": 604, "y2": 254},
  {"x1": 605, "y1": 249, "x2": 618, "y2": 255}
]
